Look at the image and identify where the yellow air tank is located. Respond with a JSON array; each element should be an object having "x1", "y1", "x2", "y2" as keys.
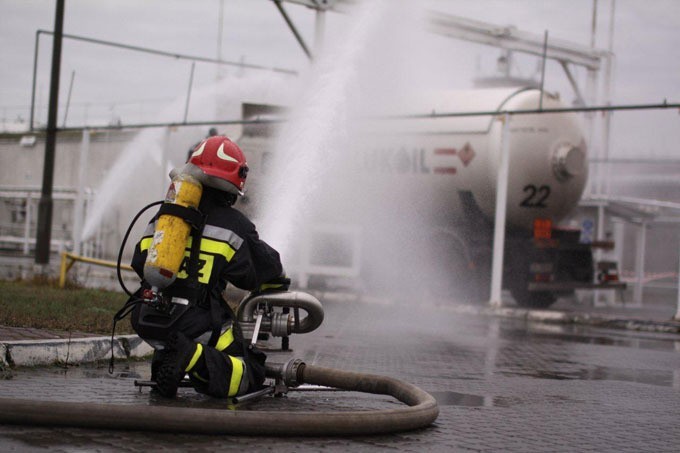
[{"x1": 144, "y1": 173, "x2": 203, "y2": 290}]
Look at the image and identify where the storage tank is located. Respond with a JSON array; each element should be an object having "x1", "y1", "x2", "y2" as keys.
[
  {"x1": 239, "y1": 87, "x2": 594, "y2": 306},
  {"x1": 359, "y1": 86, "x2": 588, "y2": 231}
]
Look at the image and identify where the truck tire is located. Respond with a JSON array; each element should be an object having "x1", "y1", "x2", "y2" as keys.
[{"x1": 510, "y1": 289, "x2": 557, "y2": 309}]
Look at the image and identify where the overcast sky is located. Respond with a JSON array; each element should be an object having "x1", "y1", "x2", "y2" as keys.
[{"x1": 1, "y1": 0, "x2": 679, "y2": 158}]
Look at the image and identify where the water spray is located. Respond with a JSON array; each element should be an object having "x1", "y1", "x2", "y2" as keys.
[{"x1": 5, "y1": 1, "x2": 442, "y2": 436}]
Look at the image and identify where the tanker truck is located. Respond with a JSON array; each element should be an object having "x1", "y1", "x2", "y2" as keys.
[
  {"x1": 355, "y1": 86, "x2": 607, "y2": 308},
  {"x1": 238, "y1": 87, "x2": 621, "y2": 308}
]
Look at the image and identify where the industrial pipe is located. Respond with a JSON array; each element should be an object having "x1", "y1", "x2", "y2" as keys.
[
  {"x1": 237, "y1": 291, "x2": 325, "y2": 337},
  {"x1": 0, "y1": 361, "x2": 439, "y2": 436}
]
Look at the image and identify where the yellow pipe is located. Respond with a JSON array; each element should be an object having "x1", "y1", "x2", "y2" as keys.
[{"x1": 59, "y1": 252, "x2": 133, "y2": 288}]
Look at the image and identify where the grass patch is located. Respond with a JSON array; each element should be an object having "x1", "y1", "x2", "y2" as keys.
[{"x1": 0, "y1": 279, "x2": 133, "y2": 335}]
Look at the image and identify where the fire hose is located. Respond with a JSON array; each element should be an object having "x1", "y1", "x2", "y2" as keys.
[{"x1": 0, "y1": 360, "x2": 439, "y2": 436}]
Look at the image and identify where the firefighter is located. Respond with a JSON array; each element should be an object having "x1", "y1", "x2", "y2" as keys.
[{"x1": 129, "y1": 135, "x2": 289, "y2": 398}]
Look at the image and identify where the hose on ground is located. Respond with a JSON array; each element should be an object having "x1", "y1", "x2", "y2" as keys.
[{"x1": 0, "y1": 363, "x2": 439, "y2": 436}]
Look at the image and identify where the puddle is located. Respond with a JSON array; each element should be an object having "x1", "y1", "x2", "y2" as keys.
[
  {"x1": 430, "y1": 391, "x2": 485, "y2": 407},
  {"x1": 500, "y1": 322, "x2": 680, "y2": 352},
  {"x1": 502, "y1": 365, "x2": 677, "y2": 387},
  {"x1": 429, "y1": 391, "x2": 513, "y2": 408}
]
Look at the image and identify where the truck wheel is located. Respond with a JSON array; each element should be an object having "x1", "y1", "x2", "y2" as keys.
[{"x1": 511, "y1": 290, "x2": 557, "y2": 309}]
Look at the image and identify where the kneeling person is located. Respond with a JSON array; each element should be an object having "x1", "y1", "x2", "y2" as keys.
[{"x1": 129, "y1": 135, "x2": 289, "y2": 398}]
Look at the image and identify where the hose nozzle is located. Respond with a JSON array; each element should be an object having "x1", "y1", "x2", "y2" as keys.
[{"x1": 264, "y1": 358, "x2": 306, "y2": 388}]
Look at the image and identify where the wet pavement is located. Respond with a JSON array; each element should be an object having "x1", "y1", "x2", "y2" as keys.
[{"x1": 1, "y1": 295, "x2": 680, "y2": 451}]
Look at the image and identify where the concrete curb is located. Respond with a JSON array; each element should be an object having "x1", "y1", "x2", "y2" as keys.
[{"x1": 1, "y1": 335, "x2": 153, "y2": 367}]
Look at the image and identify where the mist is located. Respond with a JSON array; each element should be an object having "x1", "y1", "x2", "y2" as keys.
[
  {"x1": 256, "y1": 1, "x2": 467, "y2": 300},
  {"x1": 81, "y1": 72, "x2": 293, "y2": 242}
]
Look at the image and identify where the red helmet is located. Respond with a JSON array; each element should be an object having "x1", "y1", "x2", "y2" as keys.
[{"x1": 187, "y1": 136, "x2": 249, "y2": 195}]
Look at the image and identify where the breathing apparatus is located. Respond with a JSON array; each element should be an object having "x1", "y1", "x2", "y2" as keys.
[{"x1": 142, "y1": 172, "x2": 204, "y2": 309}]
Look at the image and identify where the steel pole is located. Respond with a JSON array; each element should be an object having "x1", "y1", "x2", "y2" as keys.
[
  {"x1": 314, "y1": 8, "x2": 326, "y2": 54},
  {"x1": 490, "y1": 113, "x2": 511, "y2": 307},
  {"x1": 35, "y1": 0, "x2": 65, "y2": 268},
  {"x1": 216, "y1": 0, "x2": 225, "y2": 82},
  {"x1": 611, "y1": 217, "x2": 625, "y2": 304},
  {"x1": 183, "y1": 62, "x2": 195, "y2": 123},
  {"x1": 160, "y1": 127, "x2": 171, "y2": 198},
  {"x1": 601, "y1": 0, "x2": 616, "y2": 195},
  {"x1": 590, "y1": 0, "x2": 598, "y2": 49},
  {"x1": 23, "y1": 193, "x2": 32, "y2": 256},
  {"x1": 633, "y1": 221, "x2": 647, "y2": 306},
  {"x1": 673, "y1": 230, "x2": 680, "y2": 321},
  {"x1": 72, "y1": 129, "x2": 90, "y2": 256},
  {"x1": 585, "y1": 68, "x2": 599, "y2": 196},
  {"x1": 676, "y1": 231, "x2": 680, "y2": 320},
  {"x1": 62, "y1": 70, "x2": 75, "y2": 127},
  {"x1": 593, "y1": 203, "x2": 606, "y2": 305},
  {"x1": 273, "y1": 0, "x2": 313, "y2": 60},
  {"x1": 538, "y1": 30, "x2": 548, "y2": 110},
  {"x1": 29, "y1": 30, "x2": 42, "y2": 131}
]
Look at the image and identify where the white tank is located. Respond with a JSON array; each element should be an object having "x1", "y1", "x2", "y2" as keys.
[{"x1": 357, "y1": 87, "x2": 588, "y2": 231}]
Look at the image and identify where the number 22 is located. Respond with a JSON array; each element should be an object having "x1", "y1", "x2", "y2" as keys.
[{"x1": 520, "y1": 184, "x2": 550, "y2": 208}]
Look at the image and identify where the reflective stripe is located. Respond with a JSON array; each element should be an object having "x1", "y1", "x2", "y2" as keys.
[
  {"x1": 141, "y1": 236, "x2": 234, "y2": 267},
  {"x1": 228, "y1": 356, "x2": 245, "y2": 397},
  {"x1": 142, "y1": 222, "x2": 238, "y2": 245},
  {"x1": 203, "y1": 225, "x2": 243, "y2": 250},
  {"x1": 259, "y1": 282, "x2": 284, "y2": 291},
  {"x1": 200, "y1": 237, "x2": 236, "y2": 262},
  {"x1": 183, "y1": 236, "x2": 237, "y2": 262},
  {"x1": 215, "y1": 328, "x2": 235, "y2": 352},
  {"x1": 140, "y1": 237, "x2": 153, "y2": 252},
  {"x1": 140, "y1": 224, "x2": 240, "y2": 261},
  {"x1": 185, "y1": 343, "x2": 203, "y2": 372}
]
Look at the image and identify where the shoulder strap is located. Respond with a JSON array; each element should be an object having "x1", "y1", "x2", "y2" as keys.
[
  {"x1": 186, "y1": 213, "x2": 207, "y2": 298},
  {"x1": 157, "y1": 203, "x2": 205, "y2": 230}
]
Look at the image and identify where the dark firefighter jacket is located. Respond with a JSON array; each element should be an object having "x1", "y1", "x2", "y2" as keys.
[{"x1": 130, "y1": 188, "x2": 284, "y2": 335}]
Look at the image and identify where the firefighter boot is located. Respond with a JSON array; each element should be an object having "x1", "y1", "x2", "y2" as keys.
[
  {"x1": 154, "y1": 332, "x2": 203, "y2": 397},
  {"x1": 150, "y1": 349, "x2": 168, "y2": 382}
]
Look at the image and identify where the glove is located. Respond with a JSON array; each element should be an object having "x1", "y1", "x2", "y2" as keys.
[{"x1": 257, "y1": 274, "x2": 291, "y2": 293}]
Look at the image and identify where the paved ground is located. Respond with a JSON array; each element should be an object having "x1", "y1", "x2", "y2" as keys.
[{"x1": 0, "y1": 290, "x2": 679, "y2": 452}]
